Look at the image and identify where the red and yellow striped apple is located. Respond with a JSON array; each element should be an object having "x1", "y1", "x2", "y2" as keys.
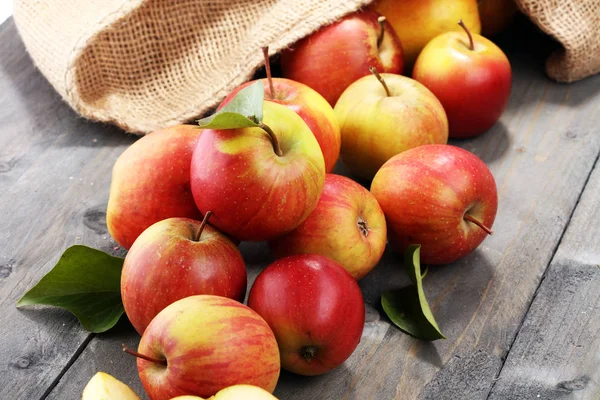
[
  {"x1": 107, "y1": 125, "x2": 202, "y2": 249},
  {"x1": 371, "y1": 0, "x2": 481, "y2": 67},
  {"x1": 413, "y1": 21, "x2": 512, "y2": 138},
  {"x1": 270, "y1": 174, "x2": 386, "y2": 280},
  {"x1": 134, "y1": 295, "x2": 280, "y2": 400},
  {"x1": 220, "y1": 78, "x2": 341, "y2": 173},
  {"x1": 190, "y1": 101, "x2": 325, "y2": 241},
  {"x1": 334, "y1": 71, "x2": 448, "y2": 181},
  {"x1": 281, "y1": 9, "x2": 403, "y2": 106},
  {"x1": 371, "y1": 145, "x2": 498, "y2": 264},
  {"x1": 248, "y1": 255, "x2": 365, "y2": 376},
  {"x1": 120, "y1": 214, "x2": 246, "y2": 335}
]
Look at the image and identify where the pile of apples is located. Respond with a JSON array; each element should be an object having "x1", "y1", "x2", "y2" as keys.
[{"x1": 86, "y1": 0, "x2": 515, "y2": 398}]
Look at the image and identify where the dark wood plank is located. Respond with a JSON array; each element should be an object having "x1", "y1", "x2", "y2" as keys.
[
  {"x1": 0, "y1": 18, "x2": 136, "y2": 399},
  {"x1": 0, "y1": 15, "x2": 599, "y2": 400},
  {"x1": 488, "y1": 157, "x2": 600, "y2": 400}
]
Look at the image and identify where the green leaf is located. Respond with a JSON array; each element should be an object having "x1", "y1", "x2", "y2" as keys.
[
  {"x1": 197, "y1": 80, "x2": 264, "y2": 129},
  {"x1": 17, "y1": 245, "x2": 125, "y2": 333},
  {"x1": 381, "y1": 245, "x2": 445, "y2": 341}
]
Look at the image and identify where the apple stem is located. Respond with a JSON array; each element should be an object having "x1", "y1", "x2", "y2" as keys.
[
  {"x1": 194, "y1": 211, "x2": 214, "y2": 242},
  {"x1": 301, "y1": 346, "x2": 317, "y2": 363},
  {"x1": 262, "y1": 46, "x2": 275, "y2": 99},
  {"x1": 260, "y1": 123, "x2": 284, "y2": 157},
  {"x1": 369, "y1": 66, "x2": 391, "y2": 97},
  {"x1": 458, "y1": 20, "x2": 475, "y2": 51},
  {"x1": 464, "y1": 214, "x2": 493, "y2": 235},
  {"x1": 122, "y1": 344, "x2": 167, "y2": 366},
  {"x1": 377, "y1": 16, "x2": 386, "y2": 48}
]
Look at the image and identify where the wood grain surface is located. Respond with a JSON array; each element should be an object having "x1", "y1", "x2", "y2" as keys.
[
  {"x1": 1, "y1": 16, "x2": 599, "y2": 400},
  {"x1": 489, "y1": 158, "x2": 600, "y2": 400}
]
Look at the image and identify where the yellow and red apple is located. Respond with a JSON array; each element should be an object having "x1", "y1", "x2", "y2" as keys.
[
  {"x1": 220, "y1": 78, "x2": 341, "y2": 173},
  {"x1": 371, "y1": 145, "x2": 498, "y2": 265},
  {"x1": 169, "y1": 384, "x2": 278, "y2": 399},
  {"x1": 281, "y1": 9, "x2": 403, "y2": 106},
  {"x1": 120, "y1": 214, "x2": 247, "y2": 335},
  {"x1": 136, "y1": 295, "x2": 280, "y2": 400},
  {"x1": 270, "y1": 174, "x2": 386, "y2": 280},
  {"x1": 106, "y1": 125, "x2": 202, "y2": 249},
  {"x1": 413, "y1": 22, "x2": 512, "y2": 138},
  {"x1": 334, "y1": 71, "x2": 448, "y2": 181},
  {"x1": 82, "y1": 372, "x2": 140, "y2": 400},
  {"x1": 190, "y1": 101, "x2": 325, "y2": 241}
]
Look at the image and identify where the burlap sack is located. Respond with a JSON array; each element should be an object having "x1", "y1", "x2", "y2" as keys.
[
  {"x1": 12, "y1": 0, "x2": 600, "y2": 133},
  {"x1": 516, "y1": 0, "x2": 600, "y2": 83}
]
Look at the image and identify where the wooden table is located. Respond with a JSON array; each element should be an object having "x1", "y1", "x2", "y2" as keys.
[{"x1": 1, "y1": 16, "x2": 599, "y2": 400}]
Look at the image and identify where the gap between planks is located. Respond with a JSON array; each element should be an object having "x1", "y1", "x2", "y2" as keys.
[{"x1": 38, "y1": 334, "x2": 95, "y2": 400}]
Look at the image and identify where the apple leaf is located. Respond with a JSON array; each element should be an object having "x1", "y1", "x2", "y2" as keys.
[
  {"x1": 381, "y1": 245, "x2": 445, "y2": 341},
  {"x1": 197, "y1": 80, "x2": 264, "y2": 129},
  {"x1": 17, "y1": 245, "x2": 125, "y2": 333}
]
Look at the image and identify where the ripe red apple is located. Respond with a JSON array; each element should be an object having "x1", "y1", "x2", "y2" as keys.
[
  {"x1": 413, "y1": 21, "x2": 512, "y2": 138},
  {"x1": 120, "y1": 213, "x2": 247, "y2": 335},
  {"x1": 280, "y1": 9, "x2": 403, "y2": 106},
  {"x1": 370, "y1": 144, "x2": 498, "y2": 264},
  {"x1": 107, "y1": 125, "x2": 202, "y2": 249},
  {"x1": 220, "y1": 77, "x2": 340, "y2": 173},
  {"x1": 334, "y1": 70, "x2": 448, "y2": 180},
  {"x1": 132, "y1": 295, "x2": 280, "y2": 400},
  {"x1": 247, "y1": 255, "x2": 365, "y2": 376},
  {"x1": 190, "y1": 101, "x2": 325, "y2": 241},
  {"x1": 269, "y1": 174, "x2": 386, "y2": 280},
  {"x1": 370, "y1": 0, "x2": 481, "y2": 67}
]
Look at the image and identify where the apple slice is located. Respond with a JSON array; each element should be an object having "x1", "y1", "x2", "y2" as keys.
[{"x1": 82, "y1": 372, "x2": 140, "y2": 400}]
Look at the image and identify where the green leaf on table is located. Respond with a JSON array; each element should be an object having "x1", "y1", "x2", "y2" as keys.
[
  {"x1": 381, "y1": 244, "x2": 445, "y2": 341},
  {"x1": 197, "y1": 80, "x2": 264, "y2": 129},
  {"x1": 17, "y1": 245, "x2": 125, "y2": 333}
]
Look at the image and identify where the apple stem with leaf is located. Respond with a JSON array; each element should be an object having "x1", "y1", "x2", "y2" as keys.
[
  {"x1": 262, "y1": 46, "x2": 276, "y2": 100},
  {"x1": 122, "y1": 344, "x2": 167, "y2": 366},
  {"x1": 369, "y1": 66, "x2": 391, "y2": 97},
  {"x1": 193, "y1": 211, "x2": 214, "y2": 242},
  {"x1": 458, "y1": 19, "x2": 475, "y2": 51},
  {"x1": 463, "y1": 214, "x2": 493, "y2": 235},
  {"x1": 376, "y1": 16, "x2": 386, "y2": 48}
]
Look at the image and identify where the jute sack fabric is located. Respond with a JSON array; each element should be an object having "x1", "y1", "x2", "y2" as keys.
[
  {"x1": 13, "y1": 0, "x2": 600, "y2": 133},
  {"x1": 516, "y1": 0, "x2": 600, "y2": 83},
  {"x1": 13, "y1": 0, "x2": 372, "y2": 133}
]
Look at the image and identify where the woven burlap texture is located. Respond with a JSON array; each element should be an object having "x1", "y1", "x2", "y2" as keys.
[
  {"x1": 13, "y1": 0, "x2": 600, "y2": 133},
  {"x1": 516, "y1": 0, "x2": 600, "y2": 83},
  {"x1": 14, "y1": 0, "x2": 372, "y2": 133}
]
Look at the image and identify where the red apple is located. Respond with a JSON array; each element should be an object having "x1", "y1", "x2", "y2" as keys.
[
  {"x1": 280, "y1": 9, "x2": 403, "y2": 106},
  {"x1": 370, "y1": 144, "x2": 498, "y2": 264},
  {"x1": 220, "y1": 78, "x2": 340, "y2": 173},
  {"x1": 120, "y1": 213, "x2": 247, "y2": 335},
  {"x1": 190, "y1": 101, "x2": 325, "y2": 241},
  {"x1": 133, "y1": 295, "x2": 280, "y2": 400},
  {"x1": 334, "y1": 70, "x2": 448, "y2": 180},
  {"x1": 269, "y1": 174, "x2": 386, "y2": 280},
  {"x1": 107, "y1": 125, "x2": 202, "y2": 249},
  {"x1": 412, "y1": 21, "x2": 512, "y2": 138},
  {"x1": 247, "y1": 255, "x2": 365, "y2": 376}
]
